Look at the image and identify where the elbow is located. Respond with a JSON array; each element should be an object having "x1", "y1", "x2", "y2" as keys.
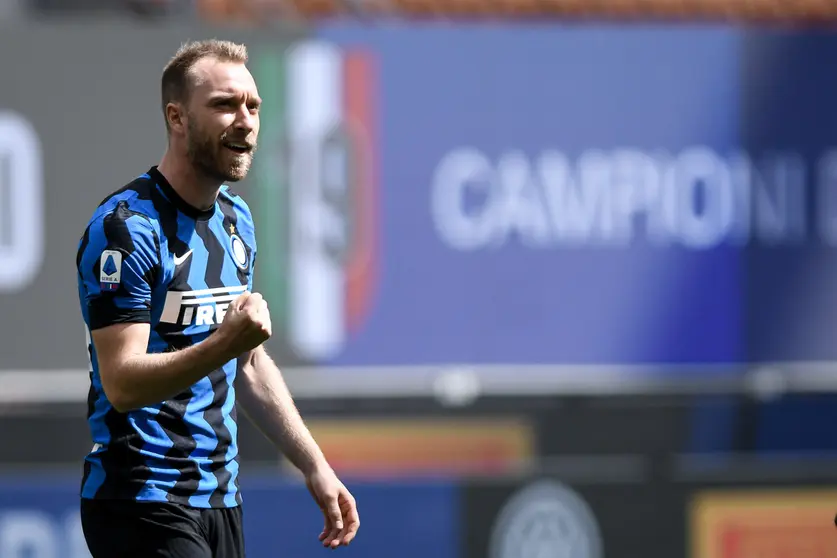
[
  {"x1": 101, "y1": 372, "x2": 139, "y2": 413},
  {"x1": 109, "y1": 396, "x2": 137, "y2": 414},
  {"x1": 106, "y1": 387, "x2": 137, "y2": 414}
]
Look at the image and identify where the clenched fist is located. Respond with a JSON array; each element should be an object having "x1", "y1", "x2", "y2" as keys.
[{"x1": 217, "y1": 291, "x2": 272, "y2": 357}]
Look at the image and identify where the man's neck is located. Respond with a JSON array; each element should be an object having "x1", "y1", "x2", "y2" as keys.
[{"x1": 156, "y1": 152, "x2": 221, "y2": 212}]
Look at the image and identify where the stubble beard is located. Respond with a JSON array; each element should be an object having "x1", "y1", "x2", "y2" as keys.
[{"x1": 186, "y1": 118, "x2": 256, "y2": 184}]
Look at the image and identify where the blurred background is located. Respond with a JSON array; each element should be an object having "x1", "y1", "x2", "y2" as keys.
[{"x1": 3, "y1": 0, "x2": 837, "y2": 556}]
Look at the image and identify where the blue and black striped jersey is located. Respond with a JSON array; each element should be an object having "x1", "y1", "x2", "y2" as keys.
[{"x1": 76, "y1": 166, "x2": 257, "y2": 509}]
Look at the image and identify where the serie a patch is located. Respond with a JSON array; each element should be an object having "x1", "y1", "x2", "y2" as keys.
[{"x1": 99, "y1": 250, "x2": 122, "y2": 292}]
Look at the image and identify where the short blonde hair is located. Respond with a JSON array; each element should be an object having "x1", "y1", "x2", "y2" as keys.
[{"x1": 161, "y1": 39, "x2": 249, "y2": 131}]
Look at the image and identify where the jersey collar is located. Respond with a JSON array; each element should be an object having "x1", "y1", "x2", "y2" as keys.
[{"x1": 148, "y1": 166, "x2": 216, "y2": 221}]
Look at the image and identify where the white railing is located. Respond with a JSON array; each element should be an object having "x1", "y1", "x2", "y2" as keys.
[{"x1": 2, "y1": 361, "x2": 837, "y2": 405}]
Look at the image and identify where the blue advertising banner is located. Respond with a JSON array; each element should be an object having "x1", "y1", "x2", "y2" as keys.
[
  {"x1": 0, "y1": 473, "x2": 459, "y2": 558},
  {"x1": 250, "y1": 26, "x2": 837, "y2": 368},
  {"x1": 741, "y1": 30, "x2": 837, "y2": 363}
]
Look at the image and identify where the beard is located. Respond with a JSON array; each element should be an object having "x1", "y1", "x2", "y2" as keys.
[{"x1": 186, "y1": 116, "x2": 257, "y2": 183}]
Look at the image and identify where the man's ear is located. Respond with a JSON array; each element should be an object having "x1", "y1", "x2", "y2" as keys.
[{"x1": 165, "y1": 102, "x2": 186, "y2": 135}]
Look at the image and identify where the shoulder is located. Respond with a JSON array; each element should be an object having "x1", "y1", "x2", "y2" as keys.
[
  {"x1": 218, "y1": 186, "x2": 256, "y2": 240},
  {"x1": 219, "y1": 185, "x2": 254, "y2": 220},
  {"x1": 80, "y1": 174, "x2": 163, "y2": 257},
  {"x1": 91, "y1": 174, "x2": 162, "y2": 226},
  {"x1": 93, "y1": 173, "x2": 162, "y2": 226}
]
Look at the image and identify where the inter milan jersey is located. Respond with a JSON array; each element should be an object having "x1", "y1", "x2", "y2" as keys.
[{"x1": 76, "y1": 166, "x2": 257, "y2": 509}]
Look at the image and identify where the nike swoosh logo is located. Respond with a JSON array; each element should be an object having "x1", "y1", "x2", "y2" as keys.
[{"x1": 173, "y1": 249, "x2": 193, "y2": 266}]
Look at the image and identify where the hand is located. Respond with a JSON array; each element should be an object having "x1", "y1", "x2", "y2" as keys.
[
  {"x1": 305, "y1": 465, "x2": 360, "y2": 549},
  {"x1": 217, "y1": 291, "x2": 272, "y2": 356}
]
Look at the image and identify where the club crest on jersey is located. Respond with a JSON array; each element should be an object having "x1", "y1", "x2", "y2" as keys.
[
  {"x1": 99, "y1": 250, "x2": 122, "y2": 291},
  {"x1": 230, "y1": 233, "x2": 249, "y2": 271}
]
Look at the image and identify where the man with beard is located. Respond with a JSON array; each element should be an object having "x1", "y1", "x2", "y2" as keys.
[{"x1": 75, "y1": 40, "x2": 359, "y2": 557}]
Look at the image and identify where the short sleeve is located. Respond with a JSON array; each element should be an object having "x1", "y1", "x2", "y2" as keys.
[{"x1": 78, "y1": 202, "x2": 160, "y2": 331}]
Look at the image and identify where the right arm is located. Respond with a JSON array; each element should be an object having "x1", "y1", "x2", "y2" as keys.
[
  {"x1": 91, "y1": 322, "x2": 238, "y2": 412},
  {"x1": 80, "y1": 210, "x2": 269, "y2": 413}
]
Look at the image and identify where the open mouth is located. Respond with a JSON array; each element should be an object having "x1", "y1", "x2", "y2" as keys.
[{"x1": 223, "y1": 142, "x2": 252, "y2": 155}]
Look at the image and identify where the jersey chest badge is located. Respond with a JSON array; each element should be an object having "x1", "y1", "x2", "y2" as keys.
[{"x1": 229, "y1": 231, "x2": 249, "y2": 272}]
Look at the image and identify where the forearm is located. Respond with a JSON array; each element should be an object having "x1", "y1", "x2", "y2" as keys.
[
  {"x1": 106, "y1": 332, "x2": 235, "y2": 412},
  {"x1": 236, "y1": 347, "x2": 328, "y2": 475}
]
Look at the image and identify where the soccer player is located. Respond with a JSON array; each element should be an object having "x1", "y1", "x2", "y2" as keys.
[{"x1": 75, "y1": 39, "x2": 359, "y2": 557}]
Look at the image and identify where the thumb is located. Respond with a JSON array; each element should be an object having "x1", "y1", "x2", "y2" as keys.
[
  {"x1": 325, "y1": 493, "x2": 343, "y2": 530},
  {"x1": 232, "y1": 290, "x2": 251, "y2": 311}
]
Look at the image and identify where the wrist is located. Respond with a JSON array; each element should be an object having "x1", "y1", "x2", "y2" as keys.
[
  {"x1": 299, "y1": 454, "x2": 332, "y2": 477},
  {"x1": 206, "y1": 329, "x2": 238, "y2": 364}
]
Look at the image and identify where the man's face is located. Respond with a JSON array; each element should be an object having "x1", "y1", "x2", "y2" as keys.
[{"x1": 183, "y1": 57, "x2": 261, "y2": 183}]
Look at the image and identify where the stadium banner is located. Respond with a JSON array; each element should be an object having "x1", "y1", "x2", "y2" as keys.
[
  {"x1": 284, "y1": 416, "x2": 535, "y2": 477},
  {"x1": 3, "y1": 22, "x2": 837, "y2": 375},
  {"x1": 0, "y1": 473, "x2": 460, "y2": 558},
  {"x1": 461, "y1": 474, "x2": 686, "y2": 558},
  {"x1": 689, "y1": 488, "x2": 837, "y2": 558},
  {"x1": 288, "y1": 25, "x2": 837, "y2": 368},
  {"x1": 463, "y1": 474, "x2": 837, "y2": 558}
]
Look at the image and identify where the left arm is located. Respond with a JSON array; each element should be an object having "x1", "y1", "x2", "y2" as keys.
[
  {"x1": 235, "y1": 346, "x2": 359, "y2": 548},
  {"x1": 235, "y1": 346, "x2": 326, "y2": 475}
]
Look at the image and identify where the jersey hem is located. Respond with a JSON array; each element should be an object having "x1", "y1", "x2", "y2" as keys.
[{"x1": 79, "y1": 493, "x2": 242, "y2": 510}]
